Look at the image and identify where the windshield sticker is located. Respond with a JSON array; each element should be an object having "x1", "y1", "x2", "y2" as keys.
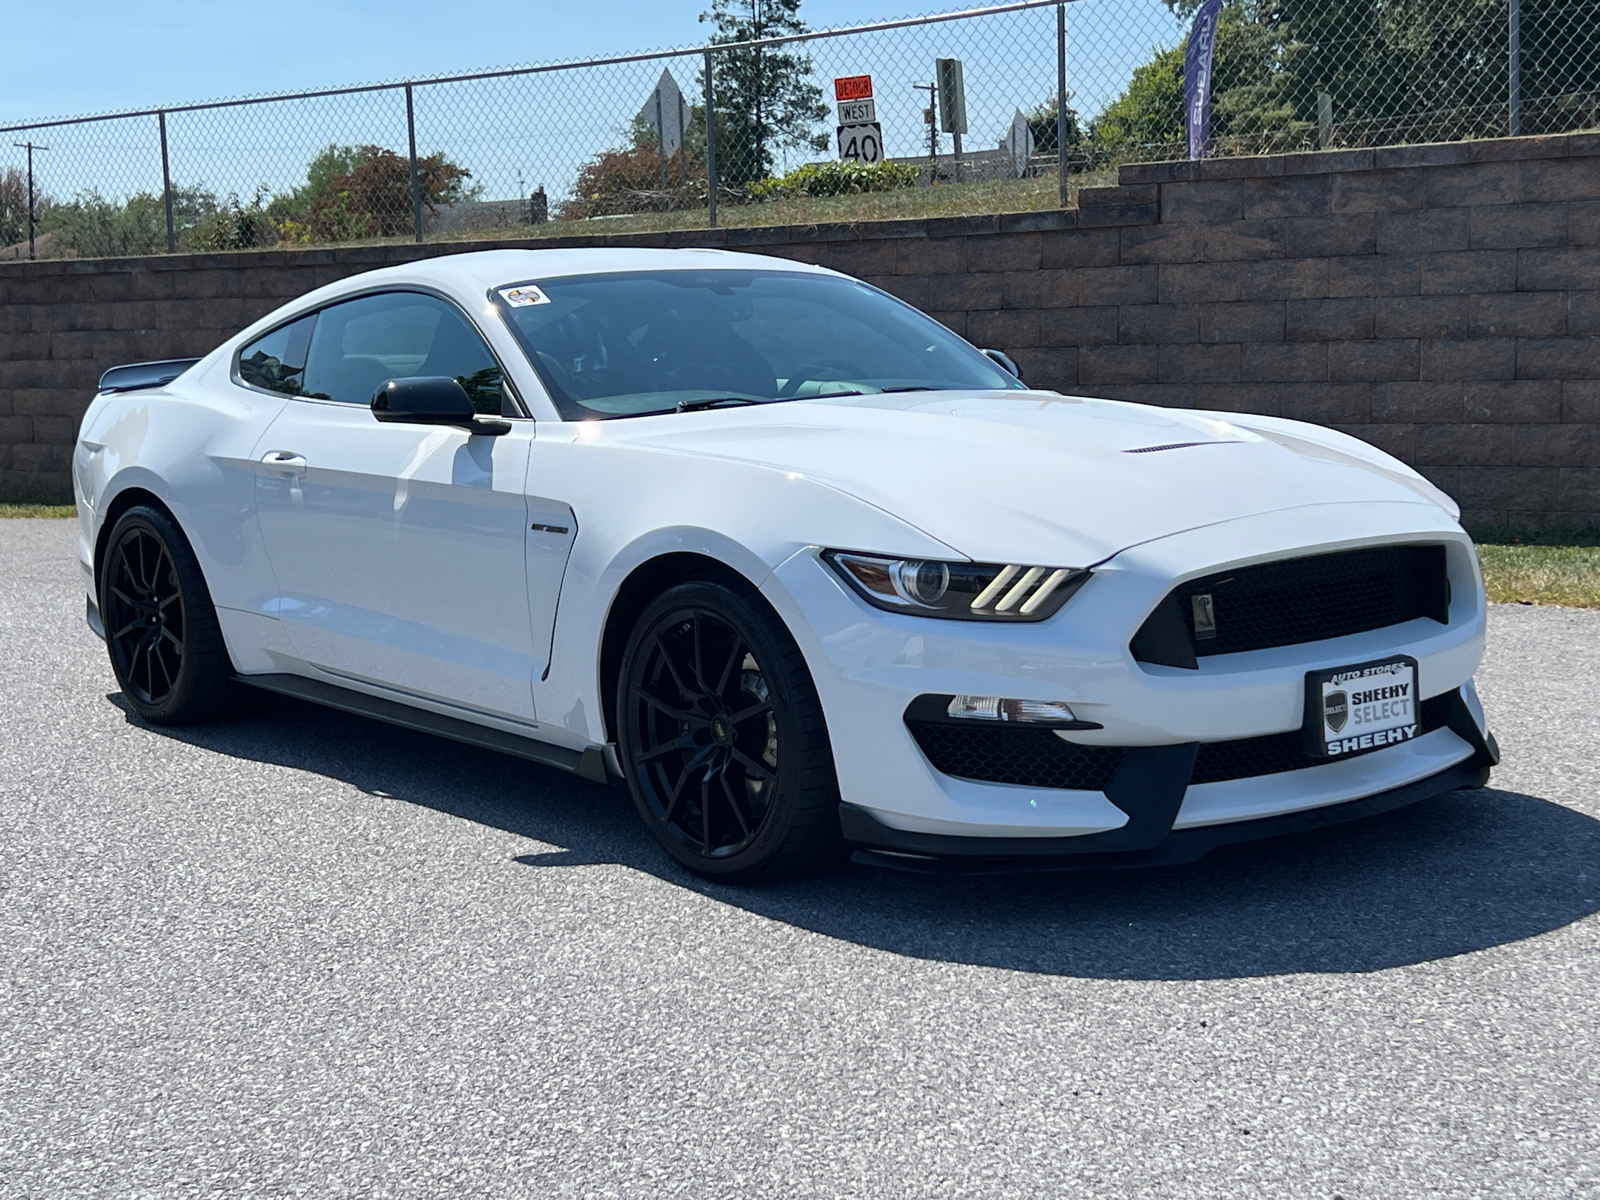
[{"x1": 499, "y1": 285, "x2": 550, "y2": 307}]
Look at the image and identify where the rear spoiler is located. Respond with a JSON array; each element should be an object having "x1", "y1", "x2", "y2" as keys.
[{"x1": 98, "y1": 358, "x2": 201, "y2": 394}]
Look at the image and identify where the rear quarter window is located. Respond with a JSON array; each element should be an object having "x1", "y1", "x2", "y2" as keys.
[{"x1": 237, "y1": 314, "x2": 315, "y2": 395}]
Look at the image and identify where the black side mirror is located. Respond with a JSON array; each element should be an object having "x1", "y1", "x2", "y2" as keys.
[
  {"x1": 371, "y1": 377, "x2": 509, "y2": 435},
  {"x1": 981, "y1": 348, "x2": 1023, "y2": 385}
]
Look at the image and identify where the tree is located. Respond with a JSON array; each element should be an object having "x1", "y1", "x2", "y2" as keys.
[
  {"x1": 278, "y1": 145, "x2": 477, "y2": 241},
  {"x1": 271, "y1": 144, "x2": 369, "y2": 217},
  {"x1": 698, "y1": 0, "x2": 829, "y2": 184},
  {"x1": 1088, "y1": 45, "x2": 1186, "y2": 160},
  {"x1": 1021, "y1": 95, "x2": 1088, "y2": 164},
  {"x1": 1, "y1": 166, "x2": 54, "y2": 249},
  {"x1": 1093, "y1": 0, "x2": 1600, "y2": 164}
]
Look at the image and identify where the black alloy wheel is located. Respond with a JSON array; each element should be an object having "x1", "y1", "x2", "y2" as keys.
[
  {"x1": 99, "y1": 505, "x2": 234, "y2": 724},
  {"x1": 618, "y1": 580, "x2": 844, "y2": 882}
]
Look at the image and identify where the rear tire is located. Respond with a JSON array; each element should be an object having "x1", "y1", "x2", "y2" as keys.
[
  {"x1": 99, "y1": 505, "x2": 235, "y2": 725},
  {"x1": 617, "y1": 580, "x2": 845, "y2": 882}
]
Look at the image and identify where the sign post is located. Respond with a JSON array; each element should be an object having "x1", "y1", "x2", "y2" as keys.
[
  {"x1": 834, "y1": 75, "x2": 883, "y2": 165},
  {"x1": 935, "y1": 58, "x2": 967, "y2": 181},
  {"x1": 639, "y1": 69, "x2": 688, "y2": 193},
  {"x1": 1004, "y1": 108, "x2": 1034, "y2": 178}
]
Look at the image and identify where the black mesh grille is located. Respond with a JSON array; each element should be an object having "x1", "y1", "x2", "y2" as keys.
[
  {"x1": 1134, "y1": 544, "x2": 1450, "y2": 663},
  {"x1": 906, "y1": 723, "x2": 1124, "y2": 790},
  {"x1": 908, "y1": 694, "x2": 1453, "y2": 790},
  {"x1": 1191, "y1": 693, "x2": 1453, "y2": 784}
]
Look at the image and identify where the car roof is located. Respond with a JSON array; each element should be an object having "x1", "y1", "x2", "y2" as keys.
[
  {"x1": 349, "y1": 246, "x2": 836, "y2": 295},
  {"x1": 211, "y1": 246, "x2": 844, "y2": 372}
]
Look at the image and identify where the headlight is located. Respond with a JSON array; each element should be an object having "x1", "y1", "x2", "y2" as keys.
[{"x1": 823, "y1": 550, "x2": 1090, "y2": 621}]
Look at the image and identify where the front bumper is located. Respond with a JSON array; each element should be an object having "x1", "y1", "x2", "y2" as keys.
[
  {"x1": 840, "y1": 690, "x2": 1497, "y2": 870},
  {"x1": 842, "y1": 756, "x2": 1492, "y2": 871},
  {"x1": 760, "y1": 501, "x2": 1494, "y2": 861}
]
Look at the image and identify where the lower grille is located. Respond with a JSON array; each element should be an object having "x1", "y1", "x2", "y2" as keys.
[
  {"x1": 907, "y1": 694, "x2": 1453, "y2": 790},
  {"x1": 1191, "y1": 694, "x2": 1452, "y2": 784},
  {"x1": 906, "y1": 723, "x2": 1124, "y2": 791}
]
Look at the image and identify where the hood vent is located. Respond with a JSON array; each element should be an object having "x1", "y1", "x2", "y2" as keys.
[{"x1": 1123, "y1": 441, "x2": 1237, "y2": 454}]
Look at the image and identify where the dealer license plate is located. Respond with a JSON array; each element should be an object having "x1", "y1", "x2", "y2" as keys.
[{"x1": 1306, "y1": 656, "x2": 1420, "y2": 759}]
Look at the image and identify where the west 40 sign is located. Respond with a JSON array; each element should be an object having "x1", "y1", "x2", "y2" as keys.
[{"x1": 834, "y1": 75, "x2": 883, "y2": 164}]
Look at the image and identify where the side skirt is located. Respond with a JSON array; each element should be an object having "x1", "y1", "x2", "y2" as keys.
[{"x1": 234, "y1": 672, "x2": 613, "y2": 784}]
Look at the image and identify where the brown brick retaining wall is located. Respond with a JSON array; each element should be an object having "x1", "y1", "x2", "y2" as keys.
[{"x1": 4, "y1": 131, "x2": 1599, "y2": 530}]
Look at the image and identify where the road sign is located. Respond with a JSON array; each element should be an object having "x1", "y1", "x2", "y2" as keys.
[
  {"x1": 834, "y1": 75, "x2": 873, "y2": 101},
  {"x1": 1005, "y1": 108, "x2": 1035, "y2": 177},
  {"x1": 837, "y1": 122, "x2": 884, "y2": 164},
  {"x1": 935, "y1": 58, "x2": 967, "y2": 134},
  {"x1": 639, "y1": 69, "x2": 687, "y2": 156},
  {"x1": 836, "y1": 98, "x2": 876, "y2": 125}
]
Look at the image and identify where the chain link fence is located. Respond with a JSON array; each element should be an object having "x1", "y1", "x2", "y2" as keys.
[{"x1": 2, "y1": 0, "x2": 1595, "y2": 261}]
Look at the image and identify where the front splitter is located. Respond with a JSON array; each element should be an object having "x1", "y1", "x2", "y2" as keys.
[{"x1": 841, "y1": 758, "x2": 1492, "y2": 874}]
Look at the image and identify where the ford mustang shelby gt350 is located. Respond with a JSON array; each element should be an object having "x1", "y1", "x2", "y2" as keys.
[{"x1": 73, "y1": 247, "x2": 1497, "y2": 880}]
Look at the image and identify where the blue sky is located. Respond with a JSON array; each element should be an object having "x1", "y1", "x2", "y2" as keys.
[
  {"x1": 2, "y1": 0, "x2": 1179, "y2": 124},
  {"x1": 3, "y1": 0, "x2": 982, "y2": 122},
  {"x1": 3, "y1": 1, "x2": 1181, "y2": 205}
]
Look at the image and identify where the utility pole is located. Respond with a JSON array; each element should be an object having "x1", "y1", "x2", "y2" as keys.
[
  {"x1": 913, "y1": 82, "x2": 939, "y2": 168},
  {"x1": 405, "y1": 83, "x2": 423, "y2": 243},
  {"x1": 158, "y1": 113, "x2": 175, "y2": 252},
  {"x1": 11, "y1": 141, "x2": 48, "y2": 260}
]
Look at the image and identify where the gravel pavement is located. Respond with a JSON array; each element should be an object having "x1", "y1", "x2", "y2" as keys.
[{"x1": 1, "y1": 517, "x2": 1597, "y2": 1198}]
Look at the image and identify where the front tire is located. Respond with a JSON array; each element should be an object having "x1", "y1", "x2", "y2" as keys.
[
  {"x1": 617, "y1": 580, "x2": 844, "y2": 882},
  {"x1": 99, "y1": 504, "x2": 235, "y2": 725}
]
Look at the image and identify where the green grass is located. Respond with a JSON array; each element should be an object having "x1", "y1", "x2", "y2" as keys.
[
  {"x1": 1478, "y1": 543, "x2": 1600, "y2": 608},
  {"x1": 0, "y1": 504, "x2": 75, "y2": 518},
  {"x1": 21, "y1": 170, "x2": 1112, "y2": 262},
  {"x1": 293, "y1": 171, "x2": 1112, "y2": 254},
  {"x1": 449, "y1": 172, "x2": 1111, "y2": 243}
]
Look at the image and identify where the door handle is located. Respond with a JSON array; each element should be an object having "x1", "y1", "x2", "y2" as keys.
[{"x1": 260, "y1": 450, "x2": 307, "y2": 475}]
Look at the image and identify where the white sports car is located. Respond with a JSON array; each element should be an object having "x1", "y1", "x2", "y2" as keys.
[{"x1": 73, "y1": 247, "x2": 1498, "y2": 880}]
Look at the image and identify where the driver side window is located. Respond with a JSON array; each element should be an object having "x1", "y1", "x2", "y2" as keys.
[{"x1": 300, "y1": 291, "x2": 510, "y2": 414}]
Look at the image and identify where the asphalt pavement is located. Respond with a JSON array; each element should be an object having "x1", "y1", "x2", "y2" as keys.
[{"x1": 2, "y1": 517, "x2": 1597, "y2": 1198}]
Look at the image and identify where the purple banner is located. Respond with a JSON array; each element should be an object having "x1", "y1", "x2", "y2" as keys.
[{"x1": 1184, "y1": 0, "x2": 1222, "y2": 160}]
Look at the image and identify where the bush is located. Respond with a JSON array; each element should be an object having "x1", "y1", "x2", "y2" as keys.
[
  {"x1": 41, "y1": 187, "x2": 225, "y2": 258},
  {"x1": 188, "y1": 189, "x2": 277, "y2": 251},
  {"x1": 277, "y1": 145, "x2": 477, "y2": 242},
  {"x1": 556, "y1": 139, "x2": 706, "y2": 221},
  {"x1": 747, "y1": 159, "x2": 919, "y2": 202},
  {"x1": 40, "y1": 185, "x2": 280, "y2": 257}
]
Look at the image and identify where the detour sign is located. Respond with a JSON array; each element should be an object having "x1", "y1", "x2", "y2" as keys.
[{"x1": 834, "y1": 75, "x2": 873, "y2": 101}]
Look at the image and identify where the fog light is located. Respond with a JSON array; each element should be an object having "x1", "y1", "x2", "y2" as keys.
[{"x1": 947, "y1": 695, "x2": 1079, "y2": 724}]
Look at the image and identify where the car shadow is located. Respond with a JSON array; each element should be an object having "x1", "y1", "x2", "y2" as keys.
[{"x1": 113, "y1": 690, "x2": 1600, "y2": 982}]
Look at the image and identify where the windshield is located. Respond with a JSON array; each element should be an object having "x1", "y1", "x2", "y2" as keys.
[{"x1": 490, "y1": 269, "x2": 1018, "y2": 420}]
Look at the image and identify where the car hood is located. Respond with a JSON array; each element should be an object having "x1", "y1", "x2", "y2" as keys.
[{"x1": 612, "y1": 391, "x2": 1456, "y2": 566}]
